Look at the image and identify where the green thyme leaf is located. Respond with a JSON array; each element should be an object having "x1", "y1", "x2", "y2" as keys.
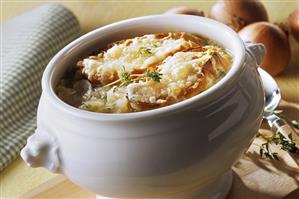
[
  {"x1": 120, "y1": 72, "x2": 133, "y2": 86},
  {"x1": 139, "y1": 47, "x2": 152, "y2": 55},
  {"x1": 144, "y1": 71, "x2": 162, "y2": 82},
  {"x1": 119, "y1": 65, "x2": 132, "y2": 86}
]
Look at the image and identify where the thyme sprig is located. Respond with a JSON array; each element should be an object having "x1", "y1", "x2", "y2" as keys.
[
  {"x1": 120, "y1": 71, "x2": 133, "y2": 86},
  {"x1": 257, "y1": 127, "x2": 299, "y2": 160},
  {"x1": 256, "y1": 109, "x2": 299, "y2": 160},
  {"x1": 103, "y1": 67, "x2": 162, "y2": 88}
]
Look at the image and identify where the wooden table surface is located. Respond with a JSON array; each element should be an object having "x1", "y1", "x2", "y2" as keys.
[{"x1": 1, "y1": 1, "x2": 298, "y2": 199}]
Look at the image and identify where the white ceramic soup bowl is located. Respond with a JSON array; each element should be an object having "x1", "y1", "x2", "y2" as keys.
[{"x1": 21, "y1": 15, "x2": 265, "y2": 199}]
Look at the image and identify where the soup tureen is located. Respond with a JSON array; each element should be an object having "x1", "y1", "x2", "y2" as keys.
[{"x1": 21, "y1": 15, "x2": 265, "y2": 199}]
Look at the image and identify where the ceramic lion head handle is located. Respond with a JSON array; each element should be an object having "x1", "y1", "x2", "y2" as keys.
[
  {"x1": 245, "y1": 41, "x2": 266, "y2": 65},
  {"x1": 20, "y1": 128, "x2": 61, "y2": 173}
]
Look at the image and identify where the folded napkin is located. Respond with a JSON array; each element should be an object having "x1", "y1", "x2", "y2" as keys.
[{"x1": 0, "y1": 3, "x2": 80, "y2": 171}]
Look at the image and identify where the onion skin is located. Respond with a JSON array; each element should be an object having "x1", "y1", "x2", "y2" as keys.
[
  {"x1": 209, "y1": 0, "x2": 268, "y2": 32},
  {"x1": 164, "y1": 6, "x2": 204, "y2": 16},
  {"x1": 289, "y1": 7, "x2": 299, "y2": 42},
  {"x1": 239, "y1": 22, "x2": 291, "y2": 76}
]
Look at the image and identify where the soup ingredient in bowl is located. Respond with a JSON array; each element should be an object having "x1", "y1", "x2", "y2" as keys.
[
  {"x1": 56, "y1": 32, "x2": 232, "y2": 113},
  {"x1": 209, "y1": 0, "x2": 268, "y2": 32},
  {"x1": 239, "y1": 22, "x2": 290, "y2": 76}
]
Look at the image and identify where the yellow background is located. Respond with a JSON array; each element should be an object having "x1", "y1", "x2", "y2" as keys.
[{"x1": 1, "y1": 1, "x2": 298, "y2": 198}]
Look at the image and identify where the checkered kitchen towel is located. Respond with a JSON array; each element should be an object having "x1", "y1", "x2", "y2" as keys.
[{"x1": 0, "y1": 3, "x2": 80, "y2": 171}]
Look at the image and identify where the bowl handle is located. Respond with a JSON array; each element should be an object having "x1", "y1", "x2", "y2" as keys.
[
  {"x1": 245, "y1": 42, "x2": 266, "y2": 65},
  {"x1": 20, "y1": 128, "x2": 61, "y2": 173}
]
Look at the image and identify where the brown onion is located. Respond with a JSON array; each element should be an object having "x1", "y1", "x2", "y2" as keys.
[
  {"x1": 239, "y1": 22, "x2": 291, "y2": 76},
  {"x1": 164, "y1": 6, "x2": 204, "y2": 16},
  {"x1": 209, "y1": 0, "x2": 268, "y2": 32},
  {"x1": 289, "y1": 7, "x2": 299, "y2": 42}
]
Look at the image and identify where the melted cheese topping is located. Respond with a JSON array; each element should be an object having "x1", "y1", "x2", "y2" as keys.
[
  {"x1": 81, "y1": 34, "x2": 193, "y2": 84},
  {"x1": 57, "y1": 32, "x2": 232, "y2": 113}
]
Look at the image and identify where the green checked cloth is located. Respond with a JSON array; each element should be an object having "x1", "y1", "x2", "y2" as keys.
[{"x1": 0, "y1": 3, "x2": 80, "y2": 171}]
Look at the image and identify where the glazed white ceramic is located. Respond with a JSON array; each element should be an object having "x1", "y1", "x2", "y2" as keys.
[{"x1": 21, "y1": 15, "x2": 265, "y2": 199}]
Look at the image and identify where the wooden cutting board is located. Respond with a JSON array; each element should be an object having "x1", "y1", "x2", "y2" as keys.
[{"x1": 20, "y1": 101, "x2": 299, "y2": 199}]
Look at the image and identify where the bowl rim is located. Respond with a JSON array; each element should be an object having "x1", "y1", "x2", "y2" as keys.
[{"x1": 42, "y1": 15, "x2": 246, "y2": 121}]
